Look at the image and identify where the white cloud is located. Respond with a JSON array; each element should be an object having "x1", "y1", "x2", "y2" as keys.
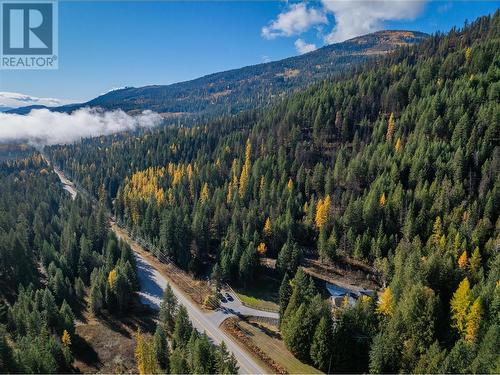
[
  {"x1": 262, "y1": 1, "x2": 427, "y2": 46},
  {"x1": 295, "y1": 38, "x2": 317, "y2": 54},
  {"x1": 322, "y1": 0, "x2": 427, "y2": 43},
  {"x1": 262, "y1": 3, "x2": 327, "y2": 39},
  {"x1": 0, "y1": 107, "x2": 162, "y2": 147}
]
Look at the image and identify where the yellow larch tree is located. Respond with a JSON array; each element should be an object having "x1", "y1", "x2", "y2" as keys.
[
  {"x1": 239, "y1": 139, "x2": 252, "y2": 198},
  {"x1": 200, "y1": 182, "x2": 209, "y2": 204},
  {"x1": 238, "y1": 165, "x2": 249, "y2": 199},
  {"x1": 135, "y1": 329, "x2": 159, "y2": 375},
  {"x1": 395, "y1": 137, "x2": 402, "y2": 152},
  {"x1": 458, "y1": 250, "x2": 468, "y2": 269},
  {"x1": 257, "y1": 242, "x2": 267, "y2": 256},
  {"x1": 315, "y1": 195, "x2": 331, "y2": 229},
  {"x1": 61, "y1": 329, "x2": 71, "y2": 347},
  {"x1": 465, "y1": 47, "x2": 472, "y2": 64},
  {"x1": 108, "y1": 268, "x2": 118, "y2": 288},
  {"x1": 465, "y1": 297, "x2": 482, "y2": 343},
  {"x1": 263, "y1": 217, "x2": 272, "y2": 237},
  {"x1": 386, "y1": 113, "x2": 395, "y2": 142},
  {"x1": 432, "y1": 217, "x2": 442, "y2": 246},
  {"x1": 376, "y1": 287, "x2": 394, "y2": 317},
  {"x1": 123, "y1": 167, "x2": 166, "y2": 224},
  {"x1": 287, "y1": 178, "x2": 293, "y2": 192},
  {"x1": 379, "y1": 193, "x2": 386, "y2": 207},
  {"x1": 450, "y1": 277, "x2": 473, "y2": 334}
]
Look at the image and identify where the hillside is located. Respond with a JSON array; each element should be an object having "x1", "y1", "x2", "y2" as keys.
[
  {"x1": 9, "y1": 30, "x2": 427, "y2": 117},
  {"x1": 46, "y1": 11, "x2": 499, "y2": 374}
]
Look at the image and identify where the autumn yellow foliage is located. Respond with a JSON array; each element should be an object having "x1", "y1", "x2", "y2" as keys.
[
  {"x1": 200, "y1": 182, "x2": 209, "y2": 204},
  {"x1": 395, "y1": 137, "x2": 402, "y2": 152},
  {"x1": 263, "y1": 217, "x2": 272, "y2": 237},
  {"x1": 239, "y1": 139, "x2": 252, "y2": 198},
  {"x1": 257, "y1": 242, "x2": 267, "y2": 256},
  {"x1": 135, "y1": 329, "x2": 160, "y2": 375},
  {"x1": 61, "y1": 330, "x2": 71, "y2": 347},
  {"x1": 377, "y1": 287, "x2": 394, "y2": 316},
  {"x1": 458, "y1": 250, "x2": 468, "y2": 269},
  {"x1": 379, "y1": 193, "x2": 386, "y2": 207},
  {"x1": 386, "y1": 113, "x2": 395, "y2": 142},
  {"x1": 450, "y1": 277, "x2": 472, "y2": 334},
  {"x1": 123, "y1": 167, "x2": 165, "y2": 224},
  {"x1": 465, "y1": 297, "x2": 482, "y2": 343},
  {"x1": 108, "y1": 268, "x2": 118, "y2": 288},
  {"x1": 315, "y1": 195, "x2": 331, "y2": 229}
]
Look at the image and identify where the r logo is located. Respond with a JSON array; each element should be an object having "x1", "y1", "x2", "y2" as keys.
[{"x1": 2, "y1": 2, "x2": 53, "y2": 55}]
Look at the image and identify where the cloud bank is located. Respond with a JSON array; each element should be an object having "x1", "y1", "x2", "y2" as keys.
[
  {"x1": 0, "y1": 107, "x2": 162, "y2": 147},
  {"x1": 0, "y1": 91, "x2": 77, "y2": 111},
  {"x1": 263, "y1": 0, "x2": 427, "y2": 49}
]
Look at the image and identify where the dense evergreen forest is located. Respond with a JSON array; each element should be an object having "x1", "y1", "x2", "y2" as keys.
[
  {"x1": 0, "y1": 156, "x2": 138, "y2": 372},
  {"x1": 46, "y1": 12, "x2": 500, "y2": 373}
]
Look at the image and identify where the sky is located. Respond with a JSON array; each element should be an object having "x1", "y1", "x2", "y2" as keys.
[{"x1": 0, "y1": 1, "x2": 498, "y2": 102}]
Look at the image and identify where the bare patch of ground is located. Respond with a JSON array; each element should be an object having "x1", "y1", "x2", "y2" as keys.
[
  {"x1": 72, "y1": 302, "x2": 156, "y2": 374},
  {"x1": 302, "y1": 257, "x2": 380, "y2": 291}
]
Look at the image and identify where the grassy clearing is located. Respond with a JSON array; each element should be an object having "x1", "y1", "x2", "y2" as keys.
[{"x1": 234, "y1": 275, "x2": 280, "y2": 312}]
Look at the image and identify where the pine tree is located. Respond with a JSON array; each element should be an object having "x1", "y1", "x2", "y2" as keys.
[
  {"x1": 310, "y1": 316, "x2": 332, "y2": 371},
  {"x1": 159, "y1": 283, "x2": 178, "y2": 334},
  {"x1": 279, "y1": 273, "x2": 292, "y2": 326},
  {"x1": 172, "y1": 305, "x2": 192, "y2": 349},
  {"x1": 153, "y1": 325, "x2": 169, "y2": 370},
  {"x1": 469, "y1": 247, "x2": 482, "y2": 277}
]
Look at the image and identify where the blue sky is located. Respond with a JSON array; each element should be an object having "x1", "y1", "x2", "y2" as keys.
[{"x1": 0, "y1": 1, "x2": 498, "y2": 101}]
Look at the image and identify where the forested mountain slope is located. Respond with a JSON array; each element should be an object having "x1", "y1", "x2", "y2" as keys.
[
  {"x1": 0, "y1": 156, "x2": 139, "y2": 372},
  {"x1": 47, "y1": 12, "x2": 499, "y2": 373},
  {"x1": 9, "y1": 30, "x2": 426, "y2": 117}
]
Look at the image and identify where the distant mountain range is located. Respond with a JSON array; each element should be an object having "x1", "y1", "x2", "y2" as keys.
[
  {"x1": 0, "y1": 92, "x2": 76, "y2": 113},
  {"x1": 8, "y1": 30, "x2": 427, "y2": 117}
]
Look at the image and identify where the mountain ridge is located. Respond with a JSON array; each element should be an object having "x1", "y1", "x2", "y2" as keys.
[{"x1": 8, "y1": 30, "x2": 427, "y2": 117}]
